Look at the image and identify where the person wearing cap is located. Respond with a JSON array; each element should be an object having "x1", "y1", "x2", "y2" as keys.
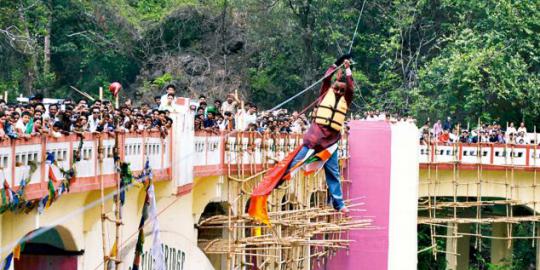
[{"x1": 28, "y1": 93, "x2": 43, "y2": 105}]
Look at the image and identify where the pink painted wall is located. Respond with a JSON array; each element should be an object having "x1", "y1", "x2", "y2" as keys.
[{"x1": 321, "y1": 120, "x2": 392, "y2": 270}]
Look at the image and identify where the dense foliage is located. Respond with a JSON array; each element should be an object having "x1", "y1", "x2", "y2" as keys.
[{"x1": 1, "y1": 0, "x2": 539, "y2": 123}]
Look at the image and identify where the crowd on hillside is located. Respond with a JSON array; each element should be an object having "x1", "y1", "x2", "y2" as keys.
[
  {"x1": 420, "y1": 117, "x2": 534, "y2": 145},
  {"x1": 0, "y1": 92, "x2": 173, "y2": 141}
]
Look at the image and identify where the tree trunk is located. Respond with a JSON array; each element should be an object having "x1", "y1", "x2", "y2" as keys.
[
  {"x1": 301, "y1": 2, "x2": 315, "y2": 94},
  {"x1": 43, "y1": 2, "x2": 52, "y2": 77},
  {"x1": 297, "y1": 0, "x2": 314, "y2": 87},
  {"x1": 18, "y1": 3, "x2": 38, "y2": 96},
  {"x1": 302, "y1": 27, "x2": 314, "y2": 86},
  {"x1": 221, "y1": 0, "x2": 228, "y2": 46}
]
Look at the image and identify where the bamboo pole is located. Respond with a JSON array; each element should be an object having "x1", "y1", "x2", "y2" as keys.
[
  {"x1": 534, "y1": 126, "x2": 538, "y2": 248},
  {"x1": 113, "y1": 99, "x2": 122, "y2": 270},
  {"x1": 98, "y1": 136, "x2": 108, "y2": 270}
]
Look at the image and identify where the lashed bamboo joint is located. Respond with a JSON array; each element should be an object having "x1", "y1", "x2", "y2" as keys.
[
  {"x1": 419, "y1": 123, "x2": 540, "y2": 262},
  {"x1": 195, "y1": 133, "x2": 371, "y2": 269}
]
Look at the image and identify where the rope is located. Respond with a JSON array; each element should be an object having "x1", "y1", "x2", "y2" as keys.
[
  {"x1": 1, "y1": 5, "x2": 372, "y2": 259},
  {"x1": 267, "y1": 63, "x2": 344, "y2": 113},
  {"x1": 269, "y1": 1, "x2": 368, "y2": 112},
  {"x1": 348, "y1": 0, "x2": 368, "y2": 54}
]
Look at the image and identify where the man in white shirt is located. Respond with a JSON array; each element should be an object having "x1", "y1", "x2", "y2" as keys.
[
  {"x1": 290, "y1": 118, "x2": 304, "y2": 134},
  {"x1": 159, "y1": 94, "x2": 176, "y2": 112},
  {"x1": 221, "y1": 94, "x2": 239, "y2": 114},
  {"x1": 160, "y1": 84, "x2": 176, "y2": 107},
  {"x1": 518, "y1": 122, "x2": 527, "y2": 134},
  {"x1": 88, "y1": 108, "x2": 101, "y2": 132},
  {"x1": 15, "y1": 111, "x2": 32, "y2": 137},
  {"x1": 506, "y1": 122, "x2": 517, "y2": 136},
  {"x1": 242, "y1": 104, "x2": 258, "y2": 130},
  {"x1": 43, "y1": 103, "x2": 59, "y2": 126}
]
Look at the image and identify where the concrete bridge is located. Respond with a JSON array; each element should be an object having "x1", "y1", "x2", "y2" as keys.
[
  {"x1": 0, "y1": 98, "x2": 421, "y2": 270},
  {"x1": 3, "y1": 97, "x2": 538, "y2": 269},
  {"x1": 419, "y1": 142, "x2": 540, "y2": 270}
]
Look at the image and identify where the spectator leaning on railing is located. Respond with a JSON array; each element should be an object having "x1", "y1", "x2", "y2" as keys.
[
  {"x1": 0, "y1": 91, "x2": 174, "y2": 141},
  {"x1": 416, "y1": 118, "x2": 540, "y2": 146},
  {"x1": 190, "y1": 88, "x2": 337, "y2": 136}
]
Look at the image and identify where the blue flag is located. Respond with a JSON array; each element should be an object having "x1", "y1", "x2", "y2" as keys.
[{"x1": 0, "y1": 253, "x2": 13, "y2": 270}]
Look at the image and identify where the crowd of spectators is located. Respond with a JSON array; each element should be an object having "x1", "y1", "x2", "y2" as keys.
[
  {"x1": 0, "y1": 83, "x2": 316, "y2": 143},
  {"x1": 7, "y1": 83, "x2": 535, "y2": 147},
  {"x1": 0, "y1": 90, "x2": 174, "y2": 141},
  {"x1": 8, "y1": 85, "x2": 532, "y2": 148},
  {"x1": 420, "y1": 117, "x2": 533, "y2": 145},
  {"x1": 190, "y1": 91, "x2": 311, "y2": 135},
  {"x1": 356, "y1": 110, "x2": 416, "y2": 123}
]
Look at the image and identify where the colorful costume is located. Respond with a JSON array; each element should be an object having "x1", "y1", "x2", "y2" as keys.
[{"x1": 249, "y1": 59, "x2": 354, "y2": 224}]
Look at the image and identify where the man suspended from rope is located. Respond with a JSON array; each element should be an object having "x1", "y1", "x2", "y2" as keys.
[{"x1": 249, "y1": 54, "x2": 354, "y2": 224}]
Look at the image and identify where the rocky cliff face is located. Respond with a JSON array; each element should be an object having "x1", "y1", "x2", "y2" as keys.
[{"x1": 130, "y1": 7, "x2": 249, "y2": 103}]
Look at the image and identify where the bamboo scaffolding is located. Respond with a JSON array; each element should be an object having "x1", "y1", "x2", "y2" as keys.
[
  {"x1": 421, "y1": 119, "x2": 540, "y2": 259},
  {"x1": 201, "y1": 134, "x2": 364, "y2": 269}
]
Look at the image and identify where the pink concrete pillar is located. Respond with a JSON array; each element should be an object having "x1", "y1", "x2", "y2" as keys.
[{"x1": 322, "y1": 120, "x2": 419, "y2": 270}]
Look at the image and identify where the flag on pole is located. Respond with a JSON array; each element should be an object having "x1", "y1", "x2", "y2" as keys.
[
  {"x1": 248, "y1": 143, "x2": 339, "y2": 225},
  {"x1": 9, "y1": 189, "x2": 18, "y2": 211},
  {"x1": 248, "y1": 145, "x2": 302, "y2": 225},
  {"x1": 45, "y1": 178, "x2": 56, "y2": 208},
  {"x1": 0, "y1": 253, "x2": 13, "y2": 270},
  {"x1": 17, "y1": 178, "x2": 27, "y2": 198},
  {"x1": 132, "y1": 182, "x2": 150, "y2": 270},
  {"x1": 119, "y1": 162, "x2": 133, "y2": 205},
  {"x1": 1, "y1": 184, "x2": 6, "y2": 207},
  {"x1": 38, "y1": 195, "x2": 48, "y2": 214},
  {"x1": 46, "y1": 152, "x2": 59, "y2": 183},
  {"x1": 13, "y1": 243, "x2": 22, "y2": 260},
  {"x1": 148, "y1": 184, "x2": 165, "y2": 270}
]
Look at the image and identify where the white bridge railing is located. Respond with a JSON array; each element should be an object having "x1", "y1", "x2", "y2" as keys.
[
  {"x1": 190, "y1": 131, "x2": 349, "y2": 169},
  {"x1": 419, "y1": 143, "x2": 540, "y2": 167},
  {"x1": 0, "y1": 132, "x2": 171, "y2": 197},
  {"x1": 1, "y1": 102, "x2": 350, "y2": 198}
]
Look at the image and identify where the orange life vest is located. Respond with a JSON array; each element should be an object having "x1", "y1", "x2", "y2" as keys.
[{"x1": 314, "y1": 90, "x2": 348, "y2": 131}]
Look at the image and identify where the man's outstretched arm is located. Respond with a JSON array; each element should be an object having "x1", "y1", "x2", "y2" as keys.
[
  {"x1": 344, "y1": 60, "x2": 355, "y2": 104},
  {"x1": 320, "y1": 54, "x2": 352, "y2": 96}
]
